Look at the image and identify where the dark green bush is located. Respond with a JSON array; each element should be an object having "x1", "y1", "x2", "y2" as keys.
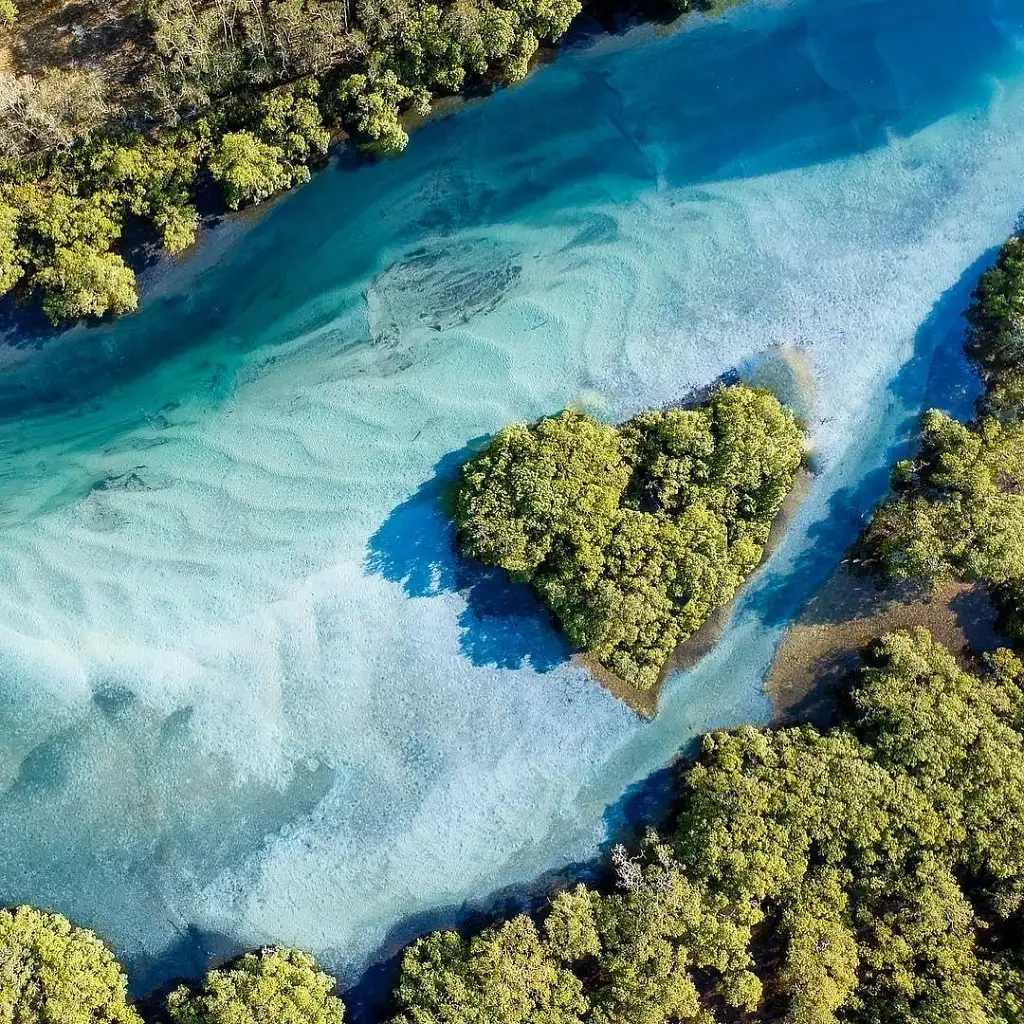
[{"x1": 967, "y1": 234, "x2": 1024, "y2": 419}]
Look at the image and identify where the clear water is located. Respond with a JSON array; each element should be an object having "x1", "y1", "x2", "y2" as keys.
[{"x1": 0, "y1": 0, "x2": 1021, "y2": 996}]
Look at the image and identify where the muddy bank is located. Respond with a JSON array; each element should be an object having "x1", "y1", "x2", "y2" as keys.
[{"x1": 767, "y1": 568, "x2": 1004, "y2": 726}]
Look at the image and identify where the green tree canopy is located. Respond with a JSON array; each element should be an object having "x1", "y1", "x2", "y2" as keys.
[
  {"x1": 0, "y1": 906, "x2": 142, "y2": 1024},
  {"x1": 36, "y1": 246, "x2": 138, "y2": 323},
  {"x1": 676, "y1": 628, "x2": 1024, "y2": 1023},
  {"x1": 166, "y1": 947, "x2": 345, "y2": 1024},
  {"x1": 208, "y1": 132, "x2": 293, "y2": 210},
  {"x1": 863, "y1": 233, "x2": 1024, "y2": 641},
  {"x1": 391, "y1": 628, "x2": 1024, "y2": 1024},
  {"x1": 392, "y1": 916, "x2": 587, "y2": 1024},
  {"x1": 966, "y1": 234, "x2": 1024, "y2": 419}
]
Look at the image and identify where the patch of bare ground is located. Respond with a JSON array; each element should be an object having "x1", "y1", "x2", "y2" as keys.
[
  {"x1": 577, "y1": 653, "x2": 661, "y2": 720},
  {"x1": 767, "y1": 569, "x2": 1003, "y2": 727},
  {"x1": 8, "y1": 0, "x2": 152, "y2": 100}
]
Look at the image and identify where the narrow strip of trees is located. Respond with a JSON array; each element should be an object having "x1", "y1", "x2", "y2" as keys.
[
  {"x1": 0, "y1": 0, "x2": 713, "y2": 323},
  {"x1": 862, "y1": 233, "x2": 1024, "y2": 641}
]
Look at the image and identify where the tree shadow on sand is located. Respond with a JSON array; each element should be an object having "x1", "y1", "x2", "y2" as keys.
[
  {"x1": 365, "y1": 443, "x2": 572, "y2": 674},
  {"x1": 129, "y1": 926, "x2": 241, "y2": 1006}
]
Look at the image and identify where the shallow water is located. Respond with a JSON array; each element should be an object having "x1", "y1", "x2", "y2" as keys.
[{"x1": 0, "y1": 0, "x2": 1021, "y2": 995}]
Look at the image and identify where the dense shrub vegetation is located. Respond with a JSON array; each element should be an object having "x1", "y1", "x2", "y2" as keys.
[
  {"x1": 391, "y1": 628, "x2": 1024, "y2": 1024},
  {"x1": 0, "y1": 921, "x2": 345, "y2": 1024},
  {"x1": 0, "y1": 0, "x2": 714, "y2": 323},
  {"x1": 454, "y1": 385, "x2": 805, "y2": 688},
  {"x1": 166, "y1": 947, "x2": 346, "y2": 1024},
  {"x1": 862, "y1": 233, "x2": 1024, "y2": 637},
  {"x1": 0, "y1": 905, "x2": 142, "y2": 1024}
]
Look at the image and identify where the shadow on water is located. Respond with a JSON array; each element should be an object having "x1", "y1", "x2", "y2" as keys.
[
  {"x1": 361, "y1": 438, "x2": 690, "y2": 1016},
  {"x1": 345, "y1": 856, "x2": 598, "y2": 1024},
  {"x1": 348, "y1": 242, "x2": 1004, "y2": 1023},
  {"x1": 365, "y1": 444, "x2": 573, "y2": 673},
  {"x1": 130, "y1": 927, "x2": 240, "y2": 1014},
  {"x1": 350, "y1": 244, "x2": 1001, "y2": 1013},
  {"x1": 743, "y1": 244, "x2": 996, "y2": 632},
  {"x1": 132, "y1": 859, "x2": 603, "y2": 1023}
]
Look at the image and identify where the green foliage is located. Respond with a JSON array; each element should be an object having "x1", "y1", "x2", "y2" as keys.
[
  {"x1": 676, "y1": 627, "x2": 1024, "y2": 1022},
  {"x1": 337, "y1": 68, "x2": 418, "y2": 154},
  {"x1": 863, "y1": 234, "x2": 1024, "y2": 610},
  {"x1": 141, "y1": 0, "x2": 580, "y2": 165},
  {"x1": 143, "y1": 0, "x2": 352, "y2": 114},
  {"x1": 0, "y1": 178, "x2": 134, "y2": 319},
  {"x1": 585, "y1": 838, "x2": 755, "y2": 1024},
  {"x1": 543, "y1": 885, "x2": 601, "y2": 963},
  {"x1": 0, "y1": 906, "x2": 142, "y2": 1024},
  {"x1": 335, "y1": 0, "x2": 581, "y2": 147},
  {"x1": 21, "y1": 186, "x2": 121, "y2": 252},
  {"x1": 454, "y1": 386, "x2": 804, "y2": 688},
  {"x1": 0, "y1": 0, "x2": 729, "y2": 323},
  {"x1": 35, "y1": 245, "x2": 138, "y2": 322},
  {"x1": 863, "y1": 235, "x2": 1024, "y2": 639},
  {"x1": 0, "y1": 0, "x2": 591, "y2": 321},
  {"x1": 457, "y1": 410, "x2": 627, "y2": 579},
  {"x1": 0, "y1": 201, "x2": 24, "y2": 292},
  {"x1": 86, "y1": 132, "x2": 204, "y2": 253},
  {"x1": 985, "y1": 954, "x2": 1024, "y2": 1024},
  {"x1": 209, "y1": 131, "x2": 293, "y2": 210},
  {"x1": 967, "y1": 234, "x2": 1024, "y2": 419},
  {"x1": 255, "y1": 80, "x2": 331, "y2": 169},
  {"x1": 0, "y1": 123, "x2": 208, "y2": 319},
  {"x1": 166, "y1": 947, "x2": 345, "y2": 1024},
  {"x1": 0, "y1": 78, "x2": 326, "y2": 318},
  {"x1": 864, "y1": 409, "x2": 1024, "y2": 588},
  {"x1": 392, "y1": 916, "x2": 587, "y2": 1024},
  {"x1": 777, "y1": 870, "x2": 859, "y2": 1024}
]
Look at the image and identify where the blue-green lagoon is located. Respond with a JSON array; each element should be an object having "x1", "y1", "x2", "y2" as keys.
[{"x1": 0, "y1": 0, "x2": 1021, "y2": 995}]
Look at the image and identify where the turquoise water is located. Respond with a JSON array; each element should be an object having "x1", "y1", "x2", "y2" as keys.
[{"x1": 0, "y1": 0, "x2": 1022, "y2": 994}]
